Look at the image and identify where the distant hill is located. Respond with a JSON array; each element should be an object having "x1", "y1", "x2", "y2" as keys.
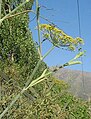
[{"x1": 52, "y1": 68, "x2": 91, "y2": 100}]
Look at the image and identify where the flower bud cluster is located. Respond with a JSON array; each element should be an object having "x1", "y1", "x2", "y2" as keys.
[{"x1": 39, "y1": 24, "x2": 84, "y2": 51}]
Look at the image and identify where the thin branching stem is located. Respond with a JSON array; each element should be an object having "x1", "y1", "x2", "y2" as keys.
[
  {"x1": 0, "y1": 9, "x2": 54, "y2": 26},
  {"x1": 0, "y1": 89, "x2": 24, "y2": 119},
  {"x1": 36, "y1": 0, "x2": 42, "y2": 58},
  {"x1": 0, "y1": 45, "x2": 55, "y2": 119},
  {"x1": 25, "y1": 45, "x2": 55, "y2": 88},
  {"x1": 0, "y1": 0, "x2": 29, "y2": 26},
  {"x1": 5, "y1": 10, "x2": 33, "y2": 19}
]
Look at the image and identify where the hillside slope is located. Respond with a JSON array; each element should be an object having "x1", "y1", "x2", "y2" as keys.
[{"x1": 53, "y1": 68, "x2": 91, "y2": 100}]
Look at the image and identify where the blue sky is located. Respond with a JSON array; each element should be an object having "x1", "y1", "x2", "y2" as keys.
[{"x1": 29, "y1": 0, "x2": 91, "y2": 72}]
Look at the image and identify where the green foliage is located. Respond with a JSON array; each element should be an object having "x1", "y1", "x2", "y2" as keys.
[
  {"x1": 21, "y1": 77, "x2": 90, "y2": 119},
  {"x1": 0, "y1": 0, "x2": 91, "y2": 119},
  {"x1": 0, "y1": 0, "x2": 47, "y2": 118},
  {"x1": 0, "y1": 75, "x2": 91, "y2": 118},
  {"x1": 0, "y1": 0, "x2": 46, "y2": 84}
]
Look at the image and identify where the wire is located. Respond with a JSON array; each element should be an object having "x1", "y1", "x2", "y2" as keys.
[
  {"x1": 77, "y1": 0, "x2": 85, "y2": 96},
  {"x1": 77, "y1": 0, "x2": 81, "y2": 37},
  {"x1": 30, "y1": 15, "x2": 36, "y2": 22}
]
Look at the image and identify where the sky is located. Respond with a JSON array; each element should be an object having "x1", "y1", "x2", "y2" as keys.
[{"x1": 29, "y1": 0, "x2": 91, "y2": 72}]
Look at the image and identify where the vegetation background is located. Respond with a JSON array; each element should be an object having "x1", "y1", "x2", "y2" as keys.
[{"x1": 0, "y1": 0, "x2": 91, "y2": 119}]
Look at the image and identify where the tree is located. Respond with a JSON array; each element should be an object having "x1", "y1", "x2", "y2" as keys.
[{"x1": 0, "y1": 0, "x2": 47, "y2": 118}]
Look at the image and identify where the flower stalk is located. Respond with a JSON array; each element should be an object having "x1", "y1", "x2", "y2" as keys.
[{"x1": 36, "y1": 0, "x2": 42, "y2": 59}]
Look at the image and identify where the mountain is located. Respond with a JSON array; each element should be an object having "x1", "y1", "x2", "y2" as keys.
[{"x1": 52, "y1": 68, "x2": 91, "y2": 100}]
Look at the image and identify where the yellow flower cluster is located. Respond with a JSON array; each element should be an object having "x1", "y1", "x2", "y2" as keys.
[{"x1": 39, "y1": 24, "x2": 84, "y2": 51}]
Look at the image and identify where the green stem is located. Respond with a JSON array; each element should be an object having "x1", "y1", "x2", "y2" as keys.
[
  {"x1": 43, "y1": 45, "x2": 55, "y2": 59},
  {"x1": 25, "y1": 45, "x2": 55, "y2": 88},
  {"x1": 0, "y1": 0, "x2": 28, "y2": 26},
  {"x1": 25, "y1": 71, "x2": 51, "y2": 90},
  {"x1": 0, "y1": 9, "x2": 54, "y2": 25},
  {"x1": 4, "y1": 10, "x2": 33, "y2": 19},
  {"x1": 0, "y1": 89, "x2": 25, "y2": 119},
  {"x1": 0, "y1": 46, "x2": 55, "y2": 119},
  {"x1": 36, "y1": 0, "x2": 42, "y2": 58}
]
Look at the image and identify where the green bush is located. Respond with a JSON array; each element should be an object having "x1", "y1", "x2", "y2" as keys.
[{"x1": 24, "y1": 77, "x2": 91, "y2": 119}]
